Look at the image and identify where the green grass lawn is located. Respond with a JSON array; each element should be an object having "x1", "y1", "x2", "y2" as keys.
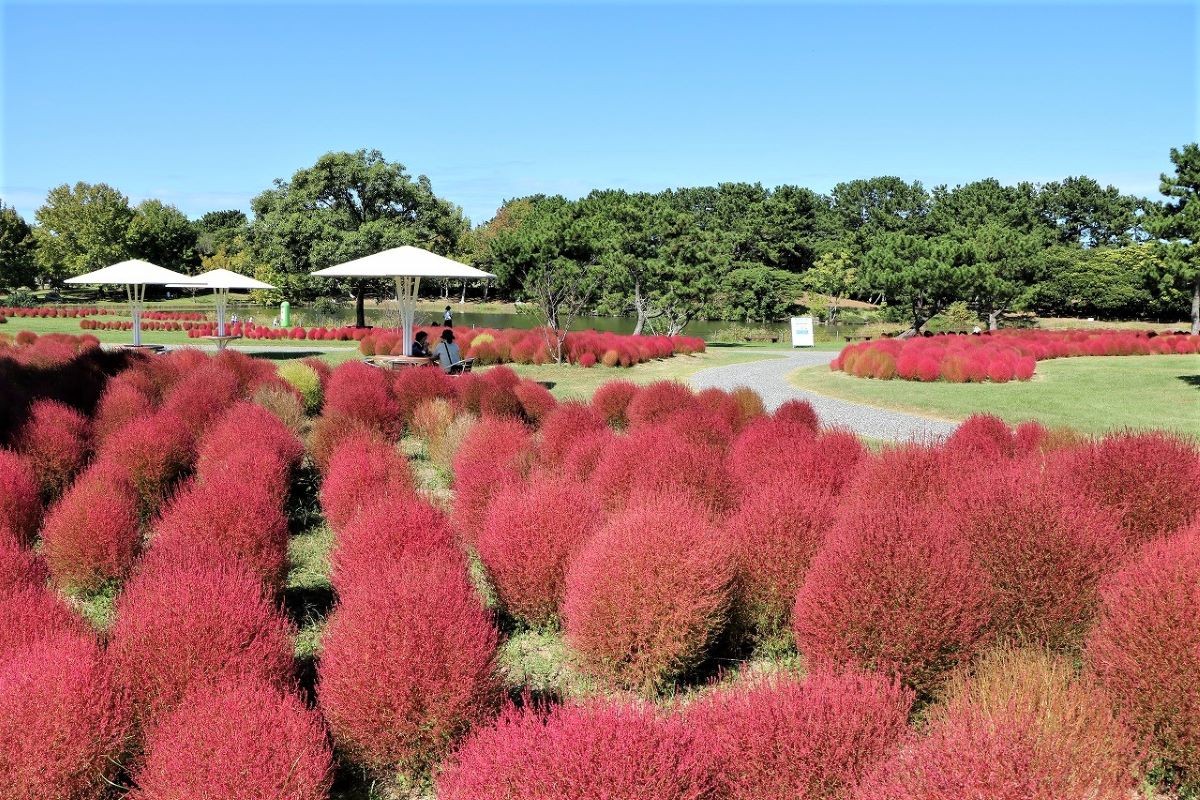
[{"x1": 789, "y1": 355, "x2": 1200, "y2": 437}]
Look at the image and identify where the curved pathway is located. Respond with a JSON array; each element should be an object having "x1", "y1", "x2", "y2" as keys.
[{"x1": 690, "y1": 350, "x2": 958, "y2": 442}]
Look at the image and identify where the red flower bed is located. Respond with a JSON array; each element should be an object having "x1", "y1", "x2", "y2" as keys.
[{"x1": 833, "y1": 328, "x2": 1200, "y2": 382}]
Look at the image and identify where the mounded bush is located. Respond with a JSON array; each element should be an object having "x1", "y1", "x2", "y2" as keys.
[
  {"x1": 793, "y1": 494, "x2": 992, "y2": 698},
  {"x1": 0, "y1": 449, "x2": 41, "y2": 546},
  {"x1": 477, "y1": 477, "x2": 605, "y2": 627},
  {"x1": 0, "y1": 584, "x2": 88, "y2": 662},
  {"x1": 195, "y1": 401, "x2": 304, "y2": 488},
  {"x1": 690, "y1": 671, "x2": 913, "y2": 800},
  {"x1": 320, "y1": 434, "x2": 414, "y2": 532},
  {"x1": 130, "y1": 677, "x2": 332, "y2": 800},
  {"x1": 0, "y1": 633, "x2": 131, "y2": 800},
  {"x1": 91, "y1": 411, "x2": 194, "y2": 518},
  {"x1": 536, "y1": 401, "x2": 608, "y2": 467},
  {"x1": 92, "y1": 374, "x2": 155, "y2": 441},
  {"x1": 328, "y1": 493, "x2": 458, "y2": 595},
  {"x1": 41, "y1": 467, "x2": 141, "y2": 592},
  {"x1": 562, "y1": 492, "x2": 733, "y2": 695},
  {"x1": 625, "y1": 380, "x2": 698, "y2": 428},
  {"x1": 15, "y1": 399, "x2": 91, "y2": 499},
  {"x1": 589, "y1": 425, "x2": 733, "y2": 514},
  {"x1": 438, "y1": 700, "x2": 711, "y2": 800},
  {"x1": 513, "y1": 379, "x2": 558, "y2": 424},
  {"x1": 276, "y1": 360, "x2": 323, "y2": 413},
  {"x1": 323, "y1": 360, "x2": 403, "y2": 440},
  {"x1": 307, "y1": 411, "x2": 384, "y2": 471},
  {"x1": 158, "y1": 361, "x2": 242, "y2": 438},
  {"x1": 773, "y1": 398, "x2": 820, "y2": 430},
  {"x1": 729, "y1": 420, "x2": 865, "y2": 498},
  {"x1": 318, "y1": 553, "x2": 499, "y2": 783},
  {"x1": 942, "y1": 413, "x2": 1016, "y2": 461},
  {"x1": 946, "y1": 462, "x2": 1123, "y2": 649},
  {"x1": 591, "y1": 380, "x2": 639, "y2": 428},
  {"x1": 452, "y1": 416, "x2": 533, "y2": 545},
  {"x1": 392, "y1": 365, "x2": 458, "y2": 428},
  {"x1": 1085, "y1": 524, "x2": 1200, "y2": 786},
  {"x1": 108, "y1": 555, "x2": 296, "y2": 730},
  {"x1": 0, "y1": 537, "x2": 47, "y2": 594}
]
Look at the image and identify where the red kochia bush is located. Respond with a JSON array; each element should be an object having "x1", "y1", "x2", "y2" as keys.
[
  {"x1": 512, "y1": 379, "x2": 558, "y2": 423},
  {"x1": 1056, "y1": 430, "x2": 1200, "y2": 546},
  {"x1": 329, "y1": 494, "x2": 458, "y2": 595},
  {"x1": 0, "y1": 634, "x2": 130, "y2": 800},
  {"x1": 452, "y1": 416, "x2": 533, "y2": 545},
  {"x1": 946, "y1": 463, "x2": 1123, "y2": 650},
  {"x1": 152, "y1": 470, "x2": 290, "y2": 589},
  {"x1": 591, "y1": 379, "x2": 639, "y2": 428},
  {"x1": 0, "y1": 584, "x2": 88, "y2": 661},
  {"x1": 15, "y1": 399, "x2": 91, "y2": 498},
  {"x1": 773, "y1": 398, "x2": 820, "y2": 431},
  {"x1": 130, "y1": 678, "x2": 332, "y2": 800},
  {"x1": 1086, "y1": 525, "x2": 1200, "y2": 784},
  {"x1": 320, "y1": 434, "x2": 414, "y2": 532},
  {"x1": 318, "y1": 554, "x2": 499, "y2": 780},
  {"x1": 625, "y1": 380, "x2": 698, "y2": 427},
  {"x1": 793, "y1": 495, "x2": 992, "y2": 698},
  {"x1": 41, "y1": 468, "x2": 141, "y2": 592},
  {"x1": 158, "y1": 361, "x2": 242, "y2": 438},
  {"x1": 729, "y1": 420, "x2": 865, "y2": 497},
  {"x1": 589, "y1": 425, "x2": 733, "y2": 514},
  {"x1": 195, "y1": 401, "x2": 304, "y2": 485},
  {"x1": 563, "y1": 493, "x2": 733, "y2": 695},
  {"x1": 536, "y1": 401, "x2": 608, "y2": 467},
  {"x1": 439, "y1": 700, "x2": 712, "y2": 800},
  {"x1": 942, "y1": 413, "x2": 1016, "y2": 461},
  {"x1": 392, "y1": 365, "x2": 458, "y2": 427},
  {"x1": 108, "y1": 556, "x2": 296, "y2": 729},
  {"x1": 323, "y1": 360, "x2": 403, "y2": 439},
  {"x1": 0, "y1": 449, "x2": 40, "y2": 546},
  {"x1": 0, "y1": 538, "x2": 47, "y2": 594},
  {"x1": 92, "y1": 411, "x2": 194, "y2": 517},
  {"x1": 92, "y1": 373, "x2": 156, "y2": 440},
  {"x1": 690, "y1": 671, "x2": 913, "y2": 800},
  {"x1": 477, "y1": 477, "x2": 605, "y2": 627}
]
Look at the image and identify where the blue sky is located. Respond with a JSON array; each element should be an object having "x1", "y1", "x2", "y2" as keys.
[{"x1": 2, "y1": 1, "x2": 1196, "y2": 226}]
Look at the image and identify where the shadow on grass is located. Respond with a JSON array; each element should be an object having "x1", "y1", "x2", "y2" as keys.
[
  {"x1": 1178, "y1": 374, "x2": 1200, "y2": 390},
  {"x1": 249, "y1": 350, "x2": 326, "y2": 361}
]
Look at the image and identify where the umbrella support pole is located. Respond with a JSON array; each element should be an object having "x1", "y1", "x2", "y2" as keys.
[
  {"x1": 395, "y1": 276, "x2": 420, "y2": 357},
  {"x1": 126, "y1": 283, "x2": 146, "y2": 347},
  {"x1": 215, "y1": 288, "x2": 228, "y2": 337}
]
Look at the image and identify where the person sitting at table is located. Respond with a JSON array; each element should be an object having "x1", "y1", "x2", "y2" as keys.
[
  {"x1": 433, "y1": 328, "x2": 461, "y2": 372},
  {"x1": 411, "y1": 330, "x2": 431, "y2": 358}
]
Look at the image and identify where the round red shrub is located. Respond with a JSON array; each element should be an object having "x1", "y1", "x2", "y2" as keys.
[
  {"x1": 943, "y1": 413, "x2": 1016, "y2": 461},
  {"x1": 130, "y1": 677, "x2": 332, "y2": 800},
  {"x1": 93, "y1": 375, "x2": 156, "y2": 441},
  {"x1": 946, "y1": 463, "x2": 1123, "y2": 650},
  {"x1": 152, "y1": 470, "x2": 290, "y2": 589},
  {"x1": 307, "y1": 411, "x2": 384, "y2": 471},
  {"x1": 0, "y1": 633, "x2": 130, "y2": 800},
  {"x1": 563, "y1": 492, "x2": 733, "y2": 695},
  {"x1": 318, "y1": 553, "x2": 499, "y2": 781},
  {"x1": 195, "y1": 401, "x2": 304, "y2": 484},
  {"x1": 91, "y1": 411, "x2": 194, "y2": 518},
  {"x1": 0, "y1": 538, "x2": 46, "y2": 594},
  {"x1": 690, "y1": 671, "x2": 913, "y2": 800},
  {"x1": 41, "y1": 468, "x2": 141, "y2": 592},
  {"x1": 452, "y1": 416, "x2": 533, "y2": 545},
  {"x1": 591, "y1": 380, "x2": 639, "y2": 428},
  {"x1": 15, "y1": 399, "x2": 91, "y2": 499},
  {"x1": 536, "y1": 401, "x2": 608, "y2": 467},
  {"x1": 513, "y1": 379, "x2": 558, "y2": 424},
  {"x1": 773, "y1": 398, "x2": 820, "y2": 431},
  {"x1": 589, "y1": 425, "x2": 733, "y2": 515},
  {"x1": 0, "y1": 449, "x2": 41, "y2": 546},
  {"x1": 1085, "y1": 525, "x2": 1200, "y2": 784},
  {"x1": 392, "y1": 365, "x2": 458, "y2": 427},
  {"x1": 793, "y1": 496, "x2": 992, "y2": 698},
  {"x1": 625, "y1": 381, "x2": 698, "y2": 428},
  {"x1": 108, "y1": 556, "x2": 296, "y2": 730},
  {"x1": 477, "y1": 477, "x2": 605, "y2": 627},
  {"x1": 0, "y1": 584, "x2": 88, "y2": 661},
  {"x1": 158, "y1": 361, "x2": 242, "y2": 438},
  {"x1": 438, "y1": 700, "x2": 711, "y2": 800},
  {"x1": 320, "y1": 434, "x2": 414, "y2": 532},
  {"x1": 329, "y1": 493, "x2": 458, "y2": 595},
  {"x1": 323, "y1": 361, "x2": 403, "y2": 440}
]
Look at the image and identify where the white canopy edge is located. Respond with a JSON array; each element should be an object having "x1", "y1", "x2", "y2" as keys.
[
  {"x1": 310, "y1": 246, "x2": 496, "y2": 279},
  {"x1": 167, "y1": 268, "x2": 275, "y2": 290},
  {"x1": 64, "y1": 260, "x2": 203, "y2": 286}
]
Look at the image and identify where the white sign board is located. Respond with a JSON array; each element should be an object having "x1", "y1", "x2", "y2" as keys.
[{"x1": 790, "y1": 316, "x2": 815, "y2": 348}]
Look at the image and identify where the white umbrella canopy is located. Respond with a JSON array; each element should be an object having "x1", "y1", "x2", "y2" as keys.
[
  {"x1": 168, "y1": 268, "x2": 275, "y2": 336},
  {"x1": 65, "y1": 259, "x2": 203, "y2": 346},
  {"x1": 311, "y1": 246, "x2": 496, "y2": 356}
]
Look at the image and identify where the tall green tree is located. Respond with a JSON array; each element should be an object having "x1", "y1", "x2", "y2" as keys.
[
  {"x1": 963, "y1": 224, "x2": 1045, "y2": 329},
  {"x1": 1147, "y1": 143, "x2": 1200, "y2": 333},
  {"x1": 195, "y1": 210, "x2": 249, "y2": 257},
  {"x1": 249, "y1": 149, "x2": 467, "y2": 326},
  {"x1": 128, "y1": 199, "x2": 199, "y2": 273},
  {"x1": 33, "y1": 182, "x2": 134, "y2": 282},
  {"x1": 860, "y1": 231, "x2": 969, "y2": 333},
  {"x1": 0, "y1": 201, "x2": 38, "y2": 290},
  {"x1": 801, "y1": 250, "x2": 858, "y2": 324},
  {"x1": 1038, "y1": 176, "x2": 1138, "y2": 247}
]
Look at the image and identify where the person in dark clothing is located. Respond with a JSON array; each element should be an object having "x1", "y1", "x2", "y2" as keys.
[{"x1": 411, "y1": 330, "x2": 431, "y2": 358}]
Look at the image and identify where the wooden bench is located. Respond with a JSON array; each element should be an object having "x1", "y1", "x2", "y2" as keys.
[
  {"x1": 200, "y1": 334, "x2": 242, "y2": 351},
  {"x1": 364, "y1": 355, "x2": 437, "y2": 370}
]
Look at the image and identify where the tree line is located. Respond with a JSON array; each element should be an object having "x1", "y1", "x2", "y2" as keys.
[{"x1": 2, "y1": 144, "x2": 1197, "y2": 334}]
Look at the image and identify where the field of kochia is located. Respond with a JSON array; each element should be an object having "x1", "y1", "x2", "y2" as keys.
[{"x1": 1, "y1": 330, "x2": 1198, "y2": 799}]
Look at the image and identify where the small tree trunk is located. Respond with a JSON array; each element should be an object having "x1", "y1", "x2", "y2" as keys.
[
  {"x1": 1191, "y1": 275, "x2": 1199, "y2": 335},
  {"x1": 460, "y1": 280, "x2": 467, "y2": 304},
  {"x1": 354, "y1": 281, "x2": 366, "y2": 328},
  {"x1": 988, "y1": 310, "x2": 999, "y2": 331}
]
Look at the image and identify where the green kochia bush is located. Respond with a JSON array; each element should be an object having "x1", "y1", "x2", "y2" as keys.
[{"x1": 277, "y1": 361, "x2": 322, "y2": 414}]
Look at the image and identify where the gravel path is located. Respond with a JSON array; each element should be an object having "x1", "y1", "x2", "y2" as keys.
[{"x1": 690, "y1": 350, "x2": 959, "y2": 442}]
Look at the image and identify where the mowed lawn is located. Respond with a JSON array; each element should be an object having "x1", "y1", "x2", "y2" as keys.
[{"x1": 789, "y1": 355, "x2": 1200, "y2": 437}]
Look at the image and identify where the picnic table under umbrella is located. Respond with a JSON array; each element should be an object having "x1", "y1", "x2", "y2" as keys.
[
  {"x1": 64, "y1": 259, "x2": 203, "y2": 349},
  {"x1": 169, "y1": 268, "x2": 275, "y2": 350},
  {"x1": 310, "y1": 246, "x2": 496, "y2": 357}
]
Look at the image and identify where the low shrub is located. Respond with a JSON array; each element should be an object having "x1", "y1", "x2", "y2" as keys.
[
  {"x1": 323, "y1": 360, "x2": 403, "y2": 440},
  {"x1": 690, "y1": 671, "x2": 913, "y2": 800},
  {"x1": 328, "y1": 493, "x2": 458, "y2": 595},
  {"x1": 513, "y1": 379, "x2": 557, "y2": 424},
  {"x1": 393, "y1": 366, "x2": 458, "y2": 428},
  {"x1": 251, "y1": 383, "x2": 307, "y2": 434},
  {"x1": 562, "y1": 493, "x2": 733, "y2": 695},
  {"x1": 774, "y1": 398, "x2": 820, "y2": 430},
  {"x1": 942, "y1": 413, "x2": 1016, "y2": 461},
  {"x1": 591, "y1": 379, "x2": 639, "y2": 428},
  {"x1": 0, "y1": 633, "x2": 131, "y2": 800},
  {"x1": 452, "y1": 416, "x2": 533, "y2": 545},
  {"x1": 91, "y1": 411, "x2": 194, "y2": 518},
  {"x1": 108, "y1": 555, "x2": 296, "y2": 730},
  {"x1": 625, "y1": 381, "x2": 698, "y2": 427},
  {"x1": 318, "y1": 554, "x2": 499, "y2": 784},
  {"x1": 92, "y1": 374, "x2": 155, "y2": 441},
  {"x1": 320, "y1": 434, "x2": 414, "y2": 533},
  {"x1": 0, "y1": 584, "x2": 88, "y2": 661},
  {"x1": 41, "y1": 467, "x2": 141, "y2": 592},
  {"x1": 15, "y1": 399, "x2": 91, "y2": 499},
  {"x1": 477, "y1": 477, "x2": 605, "y2": 627},
  {"x1": 0, "y1": 538, "x2": 47, "y2": 594},
  {"x1": 411, "y1": 397, "x2": 456, "y2": 445},
  {"x1": 589, "y1": 425, "x2": 733, "y2": 515},
  {"x1": 307, "y1": 411, "x2": 384, "y2": 471},
  {"x1": 130, "y1": 677, "x2": 332, "y2": 800},
  {"x1": 535, "y1": 401, "x2": 608, "y2": 467},
  {"x1": 157, "y1": 361, "x2": 242, "y2": 439},
  {"x1": 0, "y1": 449, "x2": 41, "y2": 546},
  {"x1": 195, "y1": 401, "x2": 304, "y2": 496},
  {"x1": 438, "y1": 700, "x2": 712, "y2": 800},
  {"x1": 1085, "y1": 525, "x2": 1200, "y2": 787},
  {"x1": 793, "y1": 495, "x2": 992, "y2": 698},
  {"x1": 276, "y1": 361, "x2": 323, "y2": 413},
  {"x1": 729, "y1": 420, "x2": 865, "y2": 498}
]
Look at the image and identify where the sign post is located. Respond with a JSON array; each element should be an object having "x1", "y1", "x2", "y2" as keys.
[{"x1": 790, "y1": 316, "x2": 815, "y2": 348}]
